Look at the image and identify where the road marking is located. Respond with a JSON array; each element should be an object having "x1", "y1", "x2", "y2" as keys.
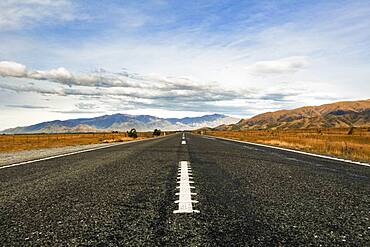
[
  {"x1": 206, "y1": 135, "x2": 370, "y2": 167},
  {"x1": 181, "y1": 140, "x2": 186, "y2": 144},
  {"x1": 174, "y1": 161, "x2": 199, "y2": 214},
  {"x1": 0, "y1": 136, "x2": 169, "y2": 170}
]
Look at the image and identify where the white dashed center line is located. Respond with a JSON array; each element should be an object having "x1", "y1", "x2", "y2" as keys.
[
  {"x1": 174, "y1": 161, "x2": 199, "y2": 214},
  {"x1": 181, "y1": 140, "x2": 186, "y2": 144}
]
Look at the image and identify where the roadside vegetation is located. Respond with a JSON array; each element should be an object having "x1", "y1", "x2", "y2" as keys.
[
  {"x1": 0, "y1": 132, "x2": 156, "y2": 152},
  {"x1": 127, "y1": 128, "x2": 138, "y2": 138},
  {"x1": 200, "y1": 127, "x2": 370, "y2": 162},
  {"x1": 153, "y1": 129, "x2": 161, "y2": 136}
]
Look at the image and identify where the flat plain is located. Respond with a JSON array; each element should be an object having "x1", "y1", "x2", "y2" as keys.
[{"x1": 0, "y1": 132, "x2": 154, "y2": 152}]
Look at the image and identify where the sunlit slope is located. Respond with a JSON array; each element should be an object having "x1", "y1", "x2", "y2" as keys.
[{"x1": 217, "y1": 99, "x2": 370, "y2": 130}]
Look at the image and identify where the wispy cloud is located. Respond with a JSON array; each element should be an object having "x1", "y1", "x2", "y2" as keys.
[
  {"x1": 51, "y1": 110, "x2": 106, "y2": 114},
  {"x1": 0, "y1": 0, "x2": 78, "y2": 30},
  {"x1": 75, "y1": 102, "x2": 97, "y2": 110},
  {"x1": 5, "y1": 104, "x2": 48, "y2": 109},
  {"x1": 245, "y1": 56, "x2": 309, "y2": 75}
]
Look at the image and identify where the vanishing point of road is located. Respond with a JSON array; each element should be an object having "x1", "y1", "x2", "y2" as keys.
[{"x1": 0, "y1": 133, "x2": 369, "y2": 246}]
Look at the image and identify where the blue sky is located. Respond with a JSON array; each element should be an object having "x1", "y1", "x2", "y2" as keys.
[{"x1": 0, "y1": 0, "x2": 370, "y2": 129}]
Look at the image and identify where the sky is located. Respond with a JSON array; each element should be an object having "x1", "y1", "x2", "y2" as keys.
[{"x1": 0, "y1": 0, "x2": 370, "y2": 130}]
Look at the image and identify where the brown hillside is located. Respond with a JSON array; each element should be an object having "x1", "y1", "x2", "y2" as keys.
[{"x1": 226, "y1": 99, "x2": 370, "y2": 130}]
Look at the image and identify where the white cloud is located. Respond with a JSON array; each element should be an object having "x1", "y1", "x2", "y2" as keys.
[
  {"x1": 0, "y1": 61, "x2": 27, "y2": 77},
  {"x1": 0, "y1": 61, "x2": 249, "y2": 101},
  {"x1": 246, "y1": 56, "x2": 309, "y2": 75},
  {"x1": 0, "y1": 61, "x2": 244, "y2": 103},
  {"x1": 29, "y1": 67, "x2": 73, "y2": 83}
]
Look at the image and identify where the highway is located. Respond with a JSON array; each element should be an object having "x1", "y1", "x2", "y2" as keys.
[{"x1": 0, "y1": 133, "x2": 369, "y2": 246}]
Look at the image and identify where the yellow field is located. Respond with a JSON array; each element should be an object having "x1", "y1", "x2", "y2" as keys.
[
  {"x1": 0, "y1": 132, "x2": 156, "y2": 152},
  {"x1": 200, "y1": 127, "x2": 370, "y2": 162}
]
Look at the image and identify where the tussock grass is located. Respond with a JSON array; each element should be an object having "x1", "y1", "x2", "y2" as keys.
[
  {"x1": 203, "y1": 128, "x2": 370, "y2": 162},
  {"x1": 0, "y1": 132, "x2": 154, "y2": 152}
]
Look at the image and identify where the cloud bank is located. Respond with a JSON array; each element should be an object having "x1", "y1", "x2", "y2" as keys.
[
  {"x1": 0, "y1": 61, "x2": 223, "y2": 92},
  {"x1": 0, "y1": 60, "x2": 254, "y2": 102},
  {"x1": 0, "y1": 60, "x2": 308, "y2": 116}
]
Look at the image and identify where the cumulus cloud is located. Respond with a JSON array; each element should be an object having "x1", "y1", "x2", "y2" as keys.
[
  {"x1": 0, "y1": 61, "x2": 130, "y2": 87},
  {"x1": 246, "y1": 56, "x2": 309, "y2": 75},
  {"x1": 0, "y1": 61, "x2": 198, "y2": 90},
  {"x1": 0, "y1": 61, "x2": 27, "y2": 77},
  {"x1": 0, "y1": 60, "x2": 250, "y2": 102},
  {"x1": 29, "y1": 67, "x2": 73, "y2": 82}
]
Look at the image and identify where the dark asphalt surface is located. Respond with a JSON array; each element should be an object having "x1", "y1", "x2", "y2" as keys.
[{"x1": 0, "y1": 133, "x2": 369, "y2": 246}]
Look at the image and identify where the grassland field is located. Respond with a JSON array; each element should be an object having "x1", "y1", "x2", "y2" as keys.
[
  {"x1": 1, "y1": 129, "x2": 369, "y2": 163},
  {"x1": 0, "y1": 132, "x2": 163, "y2": 152},
  {"x1": 199, "y1": 127, "x2": 370, "y2": 163}
]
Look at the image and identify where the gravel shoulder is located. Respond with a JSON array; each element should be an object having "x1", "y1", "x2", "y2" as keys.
[{"x1": 0, "y1": 142, "x2": 122, "y2": 167}]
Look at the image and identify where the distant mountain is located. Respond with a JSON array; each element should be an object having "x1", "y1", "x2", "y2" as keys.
[
  {"x1": 215, "y1": 99, "x2": 370, "y2": 130},
  {"x1": 1, "y1": 113, "x2": 239, "y2": 133}
]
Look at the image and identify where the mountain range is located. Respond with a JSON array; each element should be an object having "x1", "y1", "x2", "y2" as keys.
[
  {"x1": 215, "y1": 99, "x2": 370, "y2": 130},
  {"x1": 3, "y1": 99, "x2": 369, "y2": 134},
  {"x1": 1, "y1": 114, "x2": 239, "y2": 133}
]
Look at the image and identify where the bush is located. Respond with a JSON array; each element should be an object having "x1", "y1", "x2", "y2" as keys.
[
  {"x1": 153, "y1": 129, "x2": 161, "y2": 136},
  {"x1": 127, "y1": 128, "x2": 138, "y2": 138}
]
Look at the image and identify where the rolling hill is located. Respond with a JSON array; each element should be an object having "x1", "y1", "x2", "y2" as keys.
[
  {"x1": 1, "y1": 113, "x2": 239, "y2": 133},
  {"x1": 215, "y1": 99, "x2": 370, "y2": 130}
]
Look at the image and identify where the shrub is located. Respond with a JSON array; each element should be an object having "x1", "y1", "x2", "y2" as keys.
[
  {"x1": 153, "y1": 129, "x2": 161, "y2": 136},
  {"x1": 127, "y1": 128, "x2": 138, "y2": 138}
]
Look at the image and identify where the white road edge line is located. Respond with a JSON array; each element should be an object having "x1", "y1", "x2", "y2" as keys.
[
  {"x1": 204, "y1": 135, "x2": 370, "y2": 167},
  {"x1": 174, "y1": 161, "x2": 199, "y2": 214},
  {"x1": 0, "y1": 135, "x2": 169, "y2": 170}
]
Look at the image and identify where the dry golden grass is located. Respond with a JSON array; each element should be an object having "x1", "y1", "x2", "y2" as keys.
[
  {"x1": 201, "y1": 127, "x2": 370, "y2": 162},
  {"x1": 0, "y1": 132, "x2": 156, "y2": 152}
]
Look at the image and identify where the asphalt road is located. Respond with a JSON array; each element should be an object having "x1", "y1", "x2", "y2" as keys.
[{"x1": 0, "y1": 133, "x2": 369, "y2": 246}]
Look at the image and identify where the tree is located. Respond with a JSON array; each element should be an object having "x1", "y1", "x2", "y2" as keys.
[
  {"x1": 153, "y1": 129, "x2": 161, "y2": 136},
  {"x1": 127, "y1": 128, "x2": 138, "y2": 138}
]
